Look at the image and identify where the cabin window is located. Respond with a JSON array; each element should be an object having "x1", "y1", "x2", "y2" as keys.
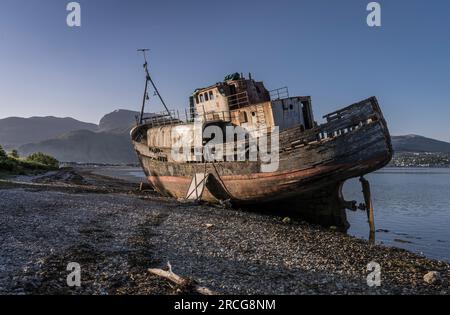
[
  {"x1": 204, "y1": 92, "x2": 209, "y2": 101},
  {"x1": 209, "y1": 91, "x2": 214, "y2": 100},
  {"x1": 239, "y1": 111, "x2": 248, "y2": 123},
  {"x1": 199, "y1": 94, "x2": 204, "y2": 102}
]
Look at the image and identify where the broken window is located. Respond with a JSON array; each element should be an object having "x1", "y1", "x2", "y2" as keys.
[
  {"x1": 204, "y1": 92, "x2": 209, "y2": 101},
  {"x1": 199, "y1": 94, "x2": 204, "y2": 102},
  {"x1": 209, "y1": 91, "x2": 214, "y2": 100},
  {"x1": 195, "y1": 94, "x2": 199, "y2": 104},
  {"x1": 239, "y1": 111, "x2": 248, "y2": 123}
]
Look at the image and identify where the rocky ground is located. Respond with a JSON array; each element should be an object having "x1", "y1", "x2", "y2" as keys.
[{"x1": 0, "y1": 168, "x2": 448, "y2": 295}]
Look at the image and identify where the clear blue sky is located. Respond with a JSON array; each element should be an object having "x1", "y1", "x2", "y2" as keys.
[{"x1": 0, "y1": 0, "x2": 449, "y2": 140}]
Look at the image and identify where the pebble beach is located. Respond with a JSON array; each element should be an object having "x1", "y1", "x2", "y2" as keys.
[{"x1": 0, "y1": 169, "x2": 448, "y2": 295}]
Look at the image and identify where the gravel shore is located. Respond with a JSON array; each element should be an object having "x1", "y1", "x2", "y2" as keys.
[{"x1": 0, "y1": 169, "x2": 448, "y2": 295}]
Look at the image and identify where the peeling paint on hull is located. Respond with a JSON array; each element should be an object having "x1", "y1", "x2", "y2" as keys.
[
  {"x1": 145, "y1": 155, "x2": 388, "y2": 204},
  {"x1": 131, "y1": 96, "x2": 392, "y2": 227}
]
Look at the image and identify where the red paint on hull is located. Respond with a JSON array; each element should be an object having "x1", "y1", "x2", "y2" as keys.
[{"x1": 146, "y1": 158, "x2": 384, "y2": 203}]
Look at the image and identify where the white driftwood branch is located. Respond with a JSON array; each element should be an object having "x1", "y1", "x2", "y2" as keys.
[{"x1": 148, "y1": 262, "x2": 217, "y2": 295}]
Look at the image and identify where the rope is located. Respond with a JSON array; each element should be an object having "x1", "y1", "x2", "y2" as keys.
[{"x1": 210, "y1": 161, "x2": 236, "y2": 201}]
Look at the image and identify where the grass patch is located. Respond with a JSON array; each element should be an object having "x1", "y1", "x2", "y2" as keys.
[{"x1": 0, "y1": 145, "x2": 59, "y2": 176}]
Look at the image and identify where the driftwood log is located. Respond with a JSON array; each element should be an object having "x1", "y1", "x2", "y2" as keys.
[{"x1": 148, "y1": 262, "x2": 217, "y2": 295}]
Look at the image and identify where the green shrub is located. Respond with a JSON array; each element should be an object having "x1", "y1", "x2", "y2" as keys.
[
  {"x1": 0, "y1": 145, "x2": 6, "y2": 158},
  {"x1": 0, "y1": 158, "x2": 16, "y2": 171},
  {"x1": 9, "y1": 149, "x2": 19, "y2": 159},
  {"x1": 0, "y1": 145, "x2": 10, "y2": 171},
  {"x1": 26, "y1": 152, "x2": 59, "y2": 169},
  {"x1": 0, "y1": 147, "x2": 59, "y2": 173}
]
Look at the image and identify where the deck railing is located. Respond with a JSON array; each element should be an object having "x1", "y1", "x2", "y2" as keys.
[
  {"x1": 201, "y1": 110, "x2": 235, "y2": 122},
  {"x1": 141, "y1": 110, "x2": 183, "y2": 127},
  {"x1": 141, "y1": 107, "x2": 238, "y2": 127},
  {"x1": 279, "y1": 98, "x2": 381, "y2": 152},
  {"x1": 269, "y1": 87, "x2": 289, "y2": 100},
  {"x1": 227, "y1": 91, "x2": 250, "y2": 109}
]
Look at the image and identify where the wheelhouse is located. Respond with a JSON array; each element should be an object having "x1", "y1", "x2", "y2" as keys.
[{"x1": 190, "y1": 72, "x2": 315, "y2": 133}]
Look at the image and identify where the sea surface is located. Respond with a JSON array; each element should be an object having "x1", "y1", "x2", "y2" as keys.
[
  {"x1": 344, "y1": 168, "x2": 450, "y2": 262},
  {"x1": 97, "y1": 166, "x2": 450, "y2": 262}
]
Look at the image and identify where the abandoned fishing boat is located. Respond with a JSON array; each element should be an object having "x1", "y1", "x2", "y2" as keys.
[{"x1": 131, "y1": 54, "x2": 393, "y2": 228}]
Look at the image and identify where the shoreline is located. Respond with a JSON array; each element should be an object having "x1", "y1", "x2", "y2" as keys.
[{"x1": 0, "y1": 168, "x2": 448, "y2": 295}]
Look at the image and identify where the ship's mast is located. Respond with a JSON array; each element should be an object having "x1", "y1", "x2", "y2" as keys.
[{"x1": 137, "y1": 49, "x2": 172, "y2": 124}]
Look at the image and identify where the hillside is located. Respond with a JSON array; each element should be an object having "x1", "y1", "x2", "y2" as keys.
[
  {"x1": 0, "y1": 109, "x2": 146, "y2": 164},
  {"x1": 98, "y1": 109, "x2": 140, "y2": 134},
  {"x1": 19, "y1": 130, "x2": 137, "y2": 164},
  {"x1": 0, "y1": 116, "x2": 98, "y2": 149},
  {"x1": 392, "y1": 135, "x2": 450, "y2": 153}
]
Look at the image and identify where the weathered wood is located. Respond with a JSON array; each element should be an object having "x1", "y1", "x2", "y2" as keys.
[
  {"x1": 148, "y1": 264, "x2": 217, "y2": 295},
  {"x1": 131, "y1": 96, "x2": 393, "y2": 224},
  {"x1": 360, "y1": 176, "x2": 375, "y2": 243},
  {"x1": 139, "y1": 182, "x2": 153, "y2": 191},
  {"x1": 148, "y1": 268, "x2": 189, "y2": 286},
  {"x1": 323, "y1": 97, "x2": 376, "y2": 121}
]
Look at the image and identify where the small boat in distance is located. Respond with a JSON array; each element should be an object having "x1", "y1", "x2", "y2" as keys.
[{"x1": 131, "y1": 54, "x2": 393, "y2": 229}]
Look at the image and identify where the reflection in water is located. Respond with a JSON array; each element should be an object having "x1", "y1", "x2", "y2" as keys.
[{"x1": 344, "y1": 168, "x2": 450, "y2": 262}]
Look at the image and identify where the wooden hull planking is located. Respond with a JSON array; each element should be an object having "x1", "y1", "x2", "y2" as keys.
[{"x1": 131, "y1": 96, "x2": 392, "y2": 224}]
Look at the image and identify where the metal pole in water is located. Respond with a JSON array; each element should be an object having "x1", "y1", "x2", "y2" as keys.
[{"x1": 360, "y1": 176, "x2": 375, "y2": 243}]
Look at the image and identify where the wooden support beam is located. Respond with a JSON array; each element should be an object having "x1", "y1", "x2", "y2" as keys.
[
  {"x1": 139, "y1": 182, "x2": 153, "y2": 191},
  {"x1": 360, "y1": 176, "x2": 375, "y2": 243}
]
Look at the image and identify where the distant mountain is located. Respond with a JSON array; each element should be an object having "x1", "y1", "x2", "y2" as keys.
[
  {"x1": 392, "y1": 135, "x2": 450, "y2": 153},
  {"x1": 98, "y1": 109, "x2": 140, "y2": 134},
  {"x1": 10, "y1": 109, "x2": 147, "y2": 164},
  {"x1": 18, "y1": 130, "x2": 137, "y2": 164},
  {"x1": 0, "y1": 116, "x2": 98, "y2": 149},
  {"x1": 7, "y1": 109, "x2": 450, "y2": 164}
]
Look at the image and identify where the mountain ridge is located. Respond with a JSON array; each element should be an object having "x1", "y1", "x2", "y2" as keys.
[
  {"x1": 0, "y1": 116, "x2": 98, "y2": 149},
  {"x1": 14, "y1": 109, "x2": 143, "y2": 163},
  {"x1": 2, "y1": 111, "x2": 450, "y2": 164},
  {"x1": 392, "y1": 134, "x2": 450, "y2": 153},
  {"x1": 19, "y1": 130, "x2": 137, "y2": 164}
]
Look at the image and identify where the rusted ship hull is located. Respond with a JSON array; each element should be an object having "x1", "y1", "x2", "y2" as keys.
[{"x1": 131, "y1": 97, "x2": 392, "y2": 212}]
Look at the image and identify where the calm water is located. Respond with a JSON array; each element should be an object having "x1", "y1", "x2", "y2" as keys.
[
  {"x1": 92, "y1": 167, "x2": 146, "y2": 184},
  {"x1": 101, "y1": 166, "x2": 450, "y2": 262},
  {"x1": 345, "y1": 168, "x2": 450, "y2": 262}
]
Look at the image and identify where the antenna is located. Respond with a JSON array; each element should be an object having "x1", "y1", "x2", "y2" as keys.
[
  {"x1": 137, "y1": 49, "x2": 172, "y2": 124},
  {"x1": 137, "y1": 48, "x2": 149, "y2": 58}
]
